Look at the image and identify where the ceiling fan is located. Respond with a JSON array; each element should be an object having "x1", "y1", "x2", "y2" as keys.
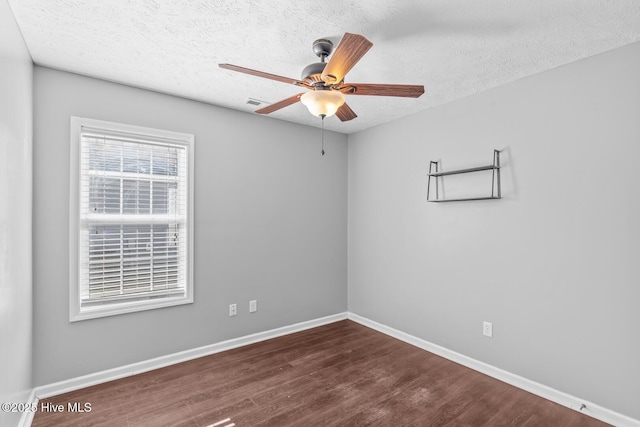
[{"x1": 219, "y1": 33, "x2": 425, "y2": 122}]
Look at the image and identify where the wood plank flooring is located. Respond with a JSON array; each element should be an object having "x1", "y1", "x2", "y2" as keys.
[{"x1": 32, "y1": 320, "x2": 609, "y2": 426}]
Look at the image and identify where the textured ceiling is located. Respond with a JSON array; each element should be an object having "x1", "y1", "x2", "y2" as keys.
[{"x1": 7, "y1": 0, "x2": 640, "y2": 134}]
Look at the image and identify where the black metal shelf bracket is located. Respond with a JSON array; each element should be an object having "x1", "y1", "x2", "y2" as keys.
[{"x1": 427, "y1": 150, "x2": 501, "y2": 202}]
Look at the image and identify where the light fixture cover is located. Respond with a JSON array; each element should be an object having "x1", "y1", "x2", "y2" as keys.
[{"x1": 300, "y1": 90, "x2": 345, "y2": 118}]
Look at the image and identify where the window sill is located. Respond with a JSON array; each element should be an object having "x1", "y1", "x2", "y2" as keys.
[{"x1": 69, "y1": 294, "x2": 193, "y2": 322}]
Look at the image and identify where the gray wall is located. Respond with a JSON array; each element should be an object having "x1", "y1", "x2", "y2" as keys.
[
  {"x1": 33, "y1": 66, "x2": 348, "y2": 385},
  {"x1": 0, "y1": 0, "x2": 33, "y2": 425},
  {"x1": 348, "y1": 42, "x2": 640, "y2": 420}
]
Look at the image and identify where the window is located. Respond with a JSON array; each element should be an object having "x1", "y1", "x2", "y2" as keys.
[{"x1": 70, "y1": 117, "x2": 194, "y2": 321}]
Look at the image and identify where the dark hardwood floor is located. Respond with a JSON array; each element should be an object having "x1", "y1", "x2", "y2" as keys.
[{"x1": 32, "y1": 320, "x2": 609, "y2": 426}]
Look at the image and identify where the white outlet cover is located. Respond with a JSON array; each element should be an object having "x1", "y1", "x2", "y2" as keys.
[
  {"x1": 483, "y1": 321, "x2": 493, "y2": 338},
  {"x1": 249, "y1": 300, "x2": 257, "y2": 313}
]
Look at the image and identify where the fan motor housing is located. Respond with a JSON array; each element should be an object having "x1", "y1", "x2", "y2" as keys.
[{"x1": 301, "y1": 62, "x2": 327, "y2": 85}]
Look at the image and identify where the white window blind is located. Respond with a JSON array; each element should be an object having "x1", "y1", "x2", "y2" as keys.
[{"x1": 70, "y1": 117, "x2": 194, "y2": 321}]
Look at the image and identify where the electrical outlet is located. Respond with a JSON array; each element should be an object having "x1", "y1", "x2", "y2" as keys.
[
  {"x1": 229, "y1": 304, "x2": 237, "y2": 317},
  {"x1": 483, "y1": 321, "x2": 493, "y2": 338},
  {"x1": 249, "y1": 300, "x2": 257, "y2": 313}
]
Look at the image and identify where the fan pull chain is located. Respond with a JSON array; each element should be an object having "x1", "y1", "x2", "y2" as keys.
[{"x1": 321, "y1": 114, "x2": 325, "y2": 156}]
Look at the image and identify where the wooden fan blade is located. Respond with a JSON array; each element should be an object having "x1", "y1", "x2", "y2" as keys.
[
  {"x1": 321, "y1": 33, "x2": 373, "y2": 85},
  {"x1": 219, "y1": 63, "x2": 306, "y2": 86},
  {"x1": 339, "y1": 83, "x2": 425, "y2": 98},
  {"x1": 255, "y1": 93, "x2": 304, "y2": 114},
  {"x1": 336, "y1": 103, "x2": 357, "y2": 122}
]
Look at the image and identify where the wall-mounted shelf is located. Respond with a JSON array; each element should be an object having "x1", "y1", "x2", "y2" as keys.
[{"x1": 427, "y1": 150, "x2": 501, "y2": 202}]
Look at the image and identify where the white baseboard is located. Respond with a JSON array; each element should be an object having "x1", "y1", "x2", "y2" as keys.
[
  {"x1": 24, "y1": 311, "x2": 639, "y2": 427},
  {"x1": 33, "y1": 312, "x2": 347, "y2": 401},
  {"x1": 18, "y1": 388, "x2": 37, "y2": 427},
  {"x1": 347, "y1": 312, "x2": 639, "y2": 427}
]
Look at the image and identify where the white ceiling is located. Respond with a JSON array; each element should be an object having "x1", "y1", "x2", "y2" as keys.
[{"x1": 7, "y1": 0, "x2": 640, "y2": 134}]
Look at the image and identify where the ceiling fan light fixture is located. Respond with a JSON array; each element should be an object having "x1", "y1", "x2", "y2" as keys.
[
  {"x1": 300, "y1": 90, "x2": 345, "y2": 118},
  {"x1": 220, "y1": 33, "x2": 423, "y2": 123}
]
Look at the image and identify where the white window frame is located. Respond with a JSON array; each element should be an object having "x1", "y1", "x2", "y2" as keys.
[{"x1": 69, "y1": 117, "x2": 194, "y2": 321}]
